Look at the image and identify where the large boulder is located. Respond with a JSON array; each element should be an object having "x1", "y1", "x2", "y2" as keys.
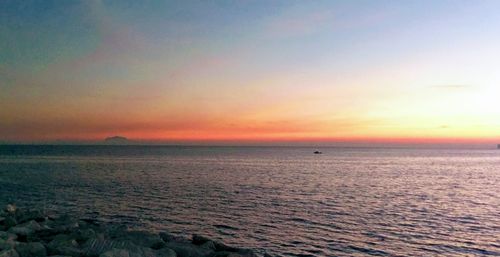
[{"x1": 15, "y1": 242, "x2": 46, "y2": 257}]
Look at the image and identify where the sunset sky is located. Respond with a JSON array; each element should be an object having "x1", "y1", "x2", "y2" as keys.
[{"x1": 2, "y1": 0, "x2": 500, "y2": 144}]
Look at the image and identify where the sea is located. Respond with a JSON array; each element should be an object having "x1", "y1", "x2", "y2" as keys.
[{"x1": 0, "y1": 145, "x2": 499, "y2": 256}]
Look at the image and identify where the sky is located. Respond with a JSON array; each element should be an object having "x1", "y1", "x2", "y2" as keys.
[{"x1": 1, "y1": 0, "x2": 500, "y2": 145}]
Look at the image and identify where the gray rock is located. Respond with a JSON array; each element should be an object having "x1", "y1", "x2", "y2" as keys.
[
  {"x1": 15, "y1": 242, "x2": 47, "y2": 257},
  {"x1": 0, "y1": 249, "x2": 19, "y2": 257}
]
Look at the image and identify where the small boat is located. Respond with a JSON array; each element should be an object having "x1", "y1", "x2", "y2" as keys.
[{"x1": 313, "y1": 150, "x2": 322, "y2": 154}]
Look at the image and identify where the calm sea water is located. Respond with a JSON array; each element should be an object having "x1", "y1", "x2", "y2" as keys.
[{"x1": 0, "y1": 145, "x2": 499, "y2": 256}]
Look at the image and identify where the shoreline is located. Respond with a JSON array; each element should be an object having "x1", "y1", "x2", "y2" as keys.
[{"x1": 0, "y1": 204, "x2": 265, "y2": 257}]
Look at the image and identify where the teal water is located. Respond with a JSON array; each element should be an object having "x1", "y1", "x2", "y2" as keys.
[{"x1": 1, "y1": 145, "x2": 499, "y2": 256}]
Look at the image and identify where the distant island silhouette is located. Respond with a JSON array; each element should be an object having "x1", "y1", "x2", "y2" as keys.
[{"x1": 104, "y1": 136, "x2": 131, "y2": 144}]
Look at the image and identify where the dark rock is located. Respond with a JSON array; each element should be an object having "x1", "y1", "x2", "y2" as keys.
[
  {"x1": 15, "y1": 242, "x2": 46, "y2": 257},
  {"x1": 159, "y1": 233, "x2": 188, "y2": 244},
  {"x1": 159, "y1": 232, "x2": 175, "y2": 243},
  {"x1": 0, "y1": 239, "x2": 16, "y2": 251},
  {"x1": 99, "y1": 249, "x2": 130, "y2": 257},
  {"x1": 103, "y1": 225, "x2": 128, "y2": 239},
  {"x1": 0, "y1": 233, "x2": 16, "y2": 242},
  {"x1": 3, "y1": 218, "x2": 16, "y2": 230},
  {"x1": 16, "y1": 210, "x2": 45, "y2": 224},
  {"x1": 165, "y1": 241, "x2": 213, "y2": 257},
  {"x1": 192, "y1": 235, "x2": 211, "y2": 245},
  {"x1": 118, "y1": 231, "x2": 165, "y2": 249},
  {"x1": 82, "y1": 238, "x2": 135, "y2": 257},
  {"x1": 71, "y1": 228, "x2": 96, "y2": 243},
  {"x1": 155, "y1": 248, "x2": 177, "y2": 257},
  {"x1": 190, "y1": 236, "x2": 239, "y2": 253},
  {"x1": 45, "y1": 216, "x2": 79, "y2": 234},
  {"x1": 200, "y1": 241, "x2": 216, "y2": 251},
  {"x1": 0, "y1": 249, "x2": 19, "y2": 257},
  {"x1": 47, "y1": 234, "x2": 82, "y2": 257},
  {"x1": 8, "y1": 221, "x2": 42, "y2": 238}
]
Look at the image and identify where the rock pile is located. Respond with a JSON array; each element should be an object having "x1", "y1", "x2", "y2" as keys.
[{"x1": 0, "y1": 204, "x2": 264, "y2": 257}]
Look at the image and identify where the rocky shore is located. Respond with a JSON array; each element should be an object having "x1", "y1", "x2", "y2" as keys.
[{"x1": 0, "y1": 204, "x2": 265, "y2": 257}]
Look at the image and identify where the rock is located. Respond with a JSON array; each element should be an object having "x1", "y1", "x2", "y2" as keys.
[
  {"x1": 82, "y1": 238, "x2": 136, "y2": 257},
  {"x1": 47, "y1": 234, "x2": 82, "y2": 257},
  {"x1": 192, "y1": 234, "x2": 211, "y2": 245},
  {"x1": 159, "y1": 232, "x2": 175, "y2": 243},
  {"x1": 159, "y1": 233, "x2": 188, "y2": 244},
  {"x1": 45, "y1": 216, "x2": 79, "y2": 234},
  {"x1": 8, "y1": 221, "x2": 42, "y2": 238},
  {"x1": 165, "y1": 241, "x2": 213, "y2": 257},
  {"x1": 191, "y1": 236, "x2": 240, "y2": 253},
  {"x1": 103, "y1": 225, "x2": 128, "y2": 239},
  {"x1": 99, "y1": 249, "x2": 130, "y2": 257},
  {"x1": 0, "y1": 249, "x2": 19, "y2": 257},
  {"x1": 0, "y1": 232, "x2": 16, "y2": 241},
  {"x1": 4, "y1": 205, "x2": 16, "y2": 215},
  {"x1": 16, "y1": 210, "x2": 45, "y2": 224},
  {"x1": 0, "y1": 239, "x2": 13, "y2": 250},
  {"x1": 3, "y1": 218, "x2": 16, "y2": 230},
  {"x1": 118, "y1": 231, "x2": 165, "y2": 249},
  {"x1": 71, "y1": 228, "x2": 96, "y2": 243},
  {"x1": 155, "y1": 248, "x2": 176, "y2": 257},
  {"x1": 15, "y1": 242, "x2": 47, "y2": 257}
]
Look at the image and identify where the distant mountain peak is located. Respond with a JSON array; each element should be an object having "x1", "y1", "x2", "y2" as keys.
[{"x1": 104, "y1": 136, "x2": 130, "y2": 144}]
